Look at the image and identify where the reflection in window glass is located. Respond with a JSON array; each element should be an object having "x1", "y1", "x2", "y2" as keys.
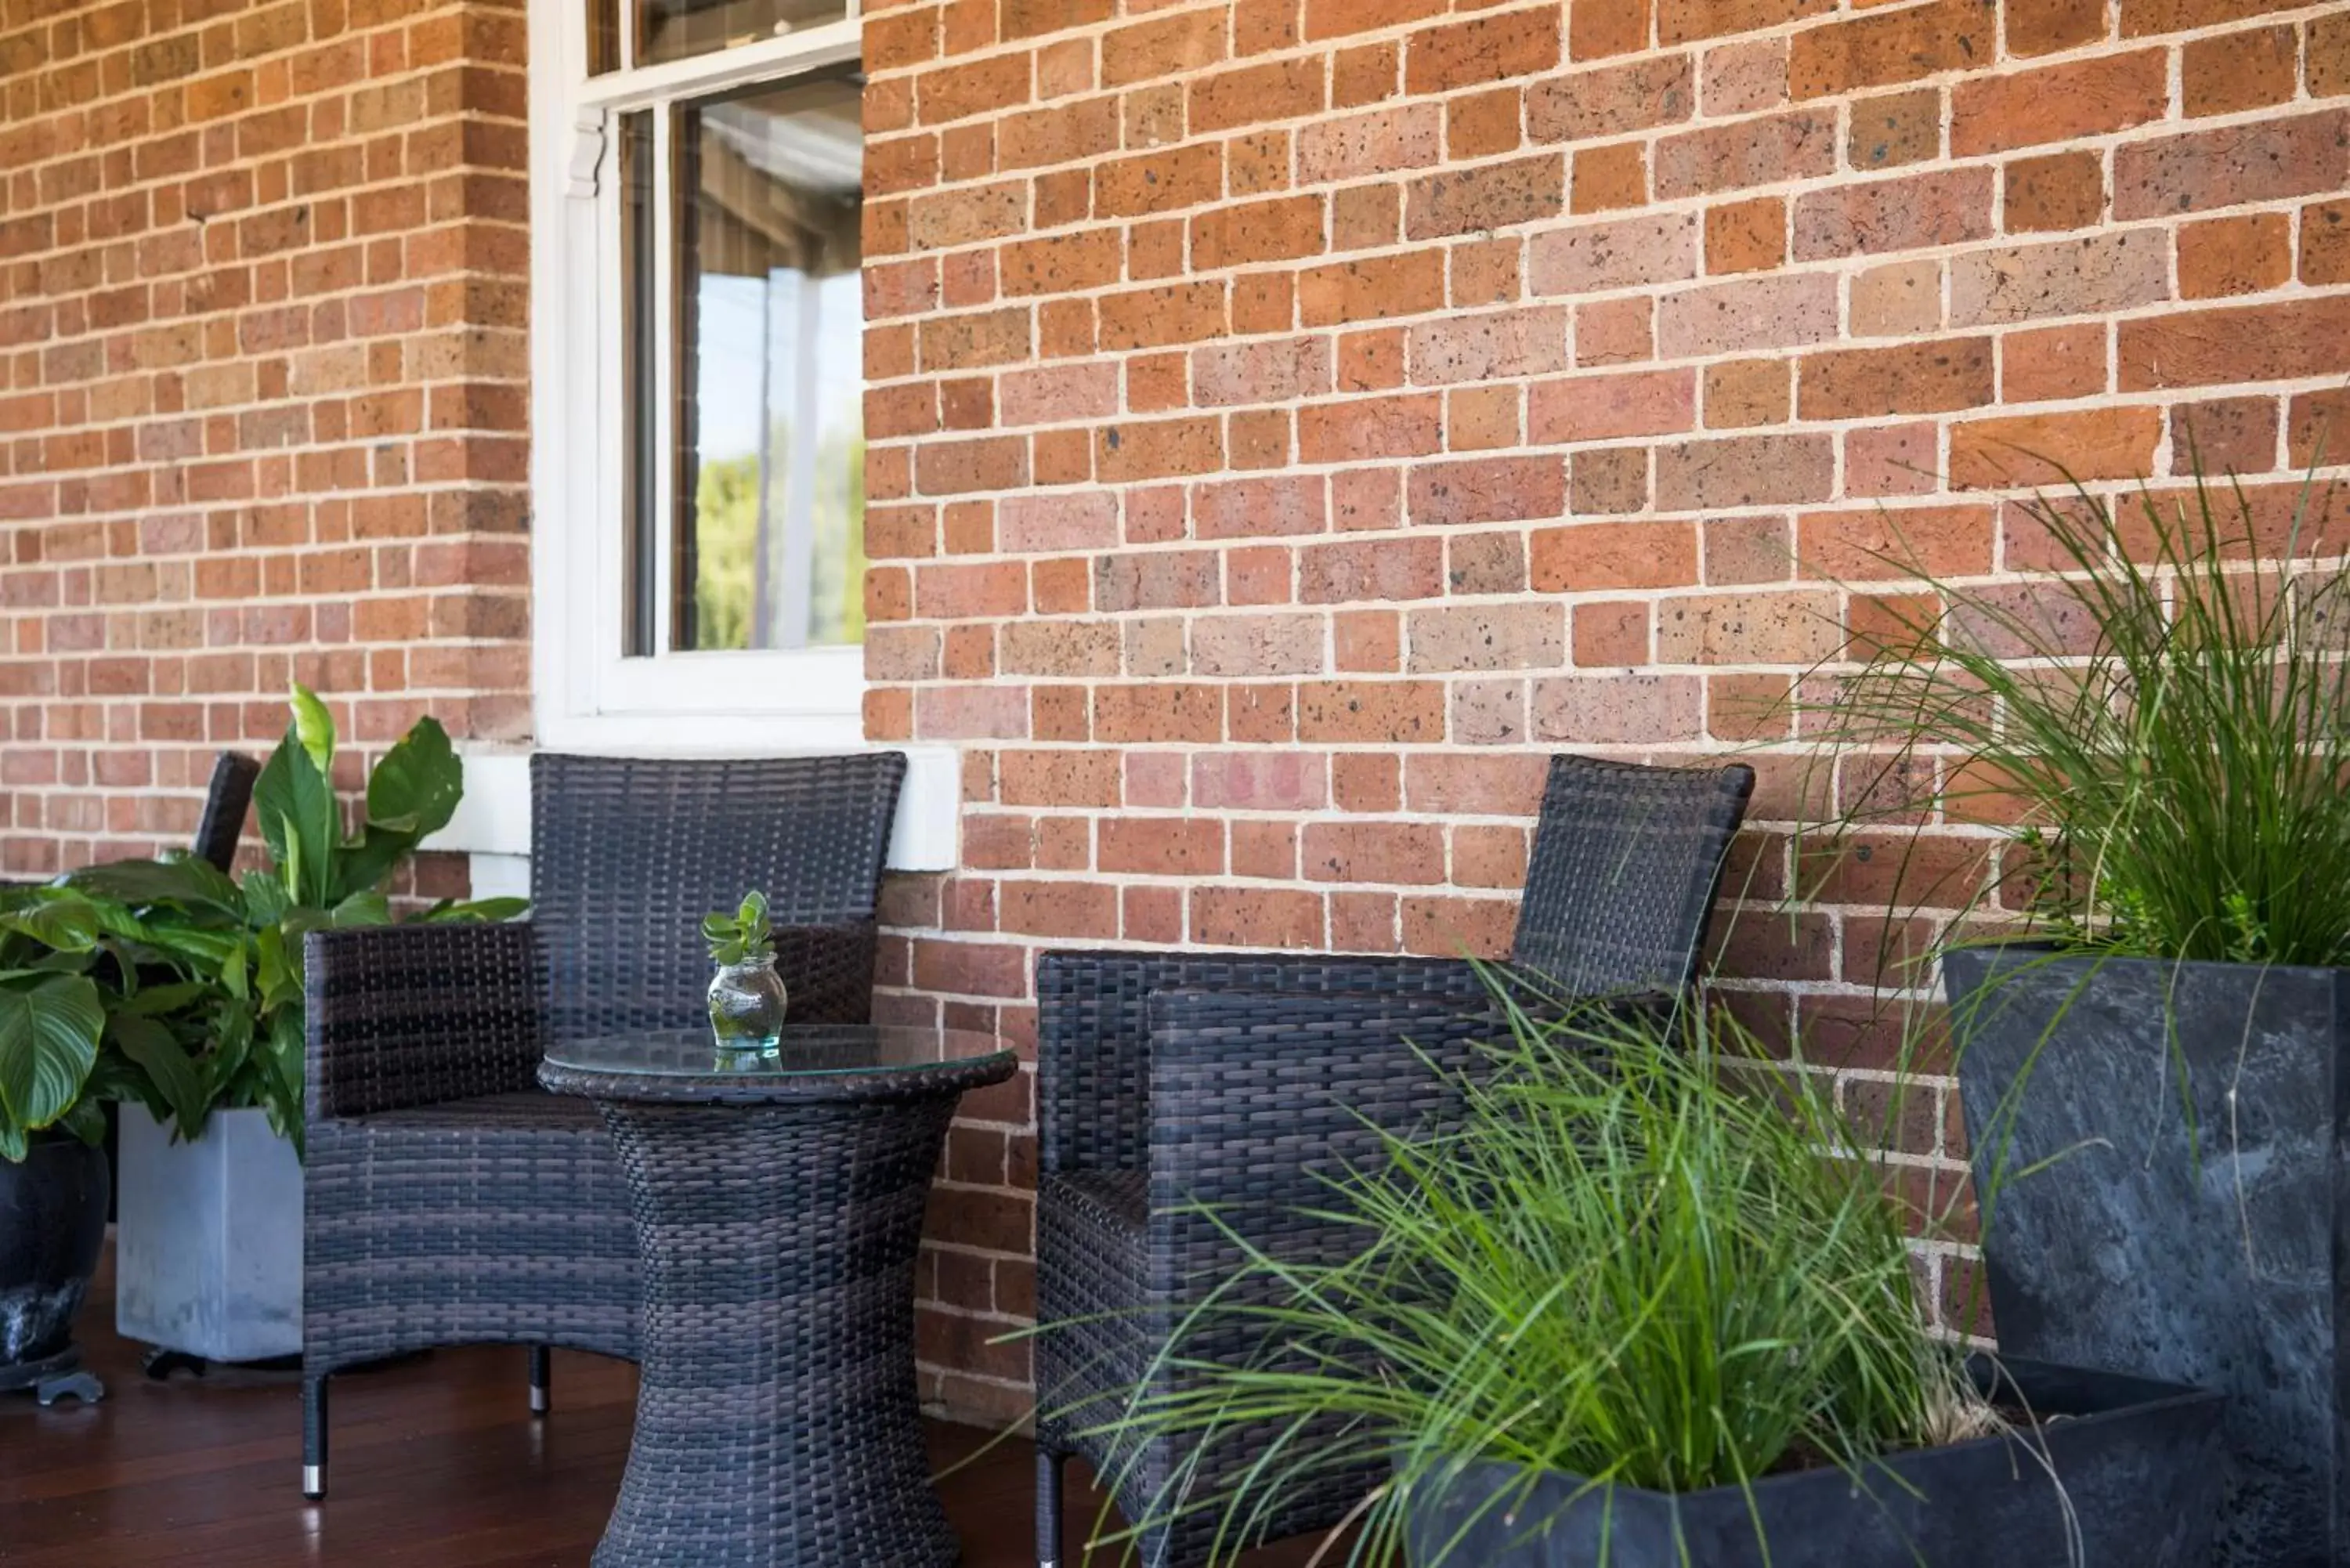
[
  {"x1": 674, "y1": 76, "x2": 864, "y2": 653},
  {"x1": 638, "y1": 0, "x2": 848, "y2": 67}
]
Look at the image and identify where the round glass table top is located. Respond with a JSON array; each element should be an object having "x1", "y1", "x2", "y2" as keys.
[{"x1": 539, "y1": 1024, "x2": 1016, "y2": 1104}]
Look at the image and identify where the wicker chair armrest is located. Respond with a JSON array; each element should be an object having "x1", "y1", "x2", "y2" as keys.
[
  {"x1": 1137, "y1": 986, "x2": 1502, "y2": 1300},
  {"x1": 1036, "y1": 949, "x2": 1492, "y2": 1176},
  {"x1": 306, "y1": 922, "x2": 545, "y2": 1122}
]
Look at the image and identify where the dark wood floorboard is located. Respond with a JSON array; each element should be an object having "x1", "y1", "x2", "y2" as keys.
[{"x1": 0, "y1": 1249, "x2": 1341, "y2": 1567}]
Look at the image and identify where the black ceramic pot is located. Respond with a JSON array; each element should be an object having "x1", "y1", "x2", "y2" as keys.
[
  {"x1": 1403, "y1": 1357, "x2": 2222, "y2": 1567},
  {"x1": 1945, "y1": 945, "x2": 2348, "y2": 1568},
  {"x1": 0, "y1": 1134, "x2": 110, "y2": 1368}
]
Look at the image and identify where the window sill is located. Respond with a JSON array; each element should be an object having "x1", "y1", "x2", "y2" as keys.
[{"x1": 430, "y1": 742, "x2": 959, "y2": 873}]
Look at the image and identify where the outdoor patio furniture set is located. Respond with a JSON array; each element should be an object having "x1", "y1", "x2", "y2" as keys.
[{"x1": 272, "y1": 744, "x2": 1755, "y2": 1566}]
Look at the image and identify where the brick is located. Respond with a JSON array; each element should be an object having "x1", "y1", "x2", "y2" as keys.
[
  {"x1": 1847, "y1": 87, "x2": 1942, "y2": 171},
  {"x1": 2003, "y1": 323, "x2": 2110, "y2": 403},
  {"x1": 1571, "y1": 143, "x2": 1647, "y2": 213},
  {"x1": 1949, "y1": 51, "x2": 2167, "y2": 157},
  {"x1": 1528, "y1": 369, "x2": 1697, "y2": 445},
  {"x1": 2114, "y1": 113, "x2": 2350, "y2": 221},
  {"x1": 1850, "y1": 260, "x2": 1944, "y2": 338},
  {"x1": 1655, "y1": 435, "x2": 1835, "y2": 511},
  {"x1": 1788, "y1": 0, "x2": 1999, "y2": 99},
  {"x1": 1300, "y1": 536, "x2": 1444, "y2": 602},
  {"x1": 2306, "y1": 202, "x2": 2350, "y2": 287},
  {"x1": 1191, "y1": 886, "x2": 1324, "y2": 948},
  {"x1": 1571, "y1": 446, "x2": 1653, "y2": 514},
  {"x1": 1191, "y1": 58, "x2": 1325, "y2": 135},
  {"x1": 1798, "y1": 504, "x2": 1995, "y2": 580},
  {"x1": 2317, "y1": 13, "x2": 2350, "y2": 97},
  {"x1": 2119, "y1": 0, "x2": 2305, "y2": 38},
  {"x1": 1798, "y1": 339, "x2": 1995, "y2": 420},
  {"x1": 1405, "y1": 154, "x2": 1565, "y2": 240},
  {"x1": 1948, "y1": 232, "x2": 2168, "y2": 327},
  {"x1": 2178, "y1": 213, "x2": 2293, "y2": 299},
  {"x1": 1299, "y1": 393, "x2": 1444, "y2": 461},
  {"x1": 1094, "y1": 144, "x2": 1224, "y2": 218},
  {"x1": 1949, "y1": 408, "x2": 2164, "y2": 487},
  {"x1": 1303, "y1": 822, "x2": 1447, "y2": 884},
  {"x1": 1405, "y1": 7, "x2": 1562, "y2": 95},
  {"x1": 1408, "y1": 306, "x2": 1571, "y2": 385},
  {"x1": 2167, "y1": 396, "x2": 2278, "y2": 476},
  {"x1": 2003, "y1": 152, "x2": 2106, "y2": 234},
  {"x1": 1533, "y1": 674, "x2": 1704, "y2": 742},
  {"x1": 1299, "y1": 252, "x2": 1447, "y2": 327},
  {"x1": 1408, "y1": 456, "x2": 1568, "y2": 525},
  {"x1": 1792, "y1": 168, "x2": 1994, "y2": 261},
  {"x1": 1655, "y1": 591, "x2": 1842, "y2": 664},
  {"x1": 1528, "y1": 56, "x2": 1694, "y2": 144},
  {"x1": 1530, "y1": 212, "x2": 1699, "y2": 294},
  {"x1": 1296, "y1": 680, "x2": 1448, "y2": 742},
  {"x1": 1654, "y1": 109, "x2": 1837, "y2": 200},
  {"x1": 1658, "y1": 0, "x2": 1832, "y2": 44},
  {"x1": 1658, "y1": 273, "x2": 1839, "y2": 358},
  {"x1": 2184, "y1": 25, "x2": 2298, "y2": 117},
  {"x1": 2120, "y1": 296, "x2": 2350, "y2": 390},
  {"x1": 1704, "y1": 359, "x2": 1791, "y2": 428},
  {"x1": 1298, "y1": 106, "x2": 1444, "y2": 184},
  {"x1": 1531, "y1": 521, "x2": 1700, "y2": 591},
  {"x1": 2006, "y1": 0, "x2": 2108, "y2": 56},
  {"x1": 1705, "y1": 197, "x2": 1785, "y2": 276}
]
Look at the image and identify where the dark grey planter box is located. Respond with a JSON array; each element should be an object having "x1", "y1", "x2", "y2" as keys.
[
  {"x1": 1403, "y1": 1358, "x2": 2221, "y2": 1568},
  {"x1": 1946, "y1": 946, "x2": 2349, "y2": 1568}
]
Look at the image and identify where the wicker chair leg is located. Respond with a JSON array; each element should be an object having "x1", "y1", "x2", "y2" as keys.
[
  {"x1": 302, "y1": 1375, "x2": 328, "y2": 1500},
  {"x1": 528, "y1": 1345, "x2": 551, "y2": 1415},
  {"x1": 1036, "y1": 1447, "x2": 1066, "y2": 1568}
]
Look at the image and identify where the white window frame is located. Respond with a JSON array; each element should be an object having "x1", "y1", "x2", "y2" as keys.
[{"x1": 526, "y1": 0, "x2": 869, "y2": 753}]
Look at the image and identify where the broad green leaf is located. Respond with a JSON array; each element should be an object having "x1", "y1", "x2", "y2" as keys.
[
  {"x1": 266, "y1": 1007, "x2": 306, "y2": 1157},
  {"x1": 0, "y1": 972, "x2": 104, "y2": 1147},
  {"x1": 241, "y1": 869, "x2": 291, "y2": 930},
  {"x1": 67, "y1": 854, "x2": 243, "y2": 916},
  {"x1": 0, "y1": 895, "x2": 107, "y2": 954},
  {"x1": 365, "y1": 716, "x2": 462, "y2": 840},
  {"x1": 119, "y1": 981, "x2": 211, "y2": 1017},
  {"x1": 109, "y1": 1012, "x2": 208, "y2": 1141},
  {"x1": 55, "y1": 1099, "x2": 106, "y2": 1148},
  {"x1": 291, "y1": 681, "x2": 337, "y2": 781},
  {"x1": 254, "y1": 727, "x2": 338, "y2": 909},
  {"x1": 330, "y1": 890, "x2": 392, "y2": 928},
  {"x1": 330, "y1": 826, "x2": 410, "y2": 905}
]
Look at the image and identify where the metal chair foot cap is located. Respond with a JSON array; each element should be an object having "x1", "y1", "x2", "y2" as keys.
[
  {"x1": 302, "y1": 1465, "x2": 324, "y2": 1499},
  {"x1": 529, "y1": 1388, "x2": 550, "y2": 1414}
]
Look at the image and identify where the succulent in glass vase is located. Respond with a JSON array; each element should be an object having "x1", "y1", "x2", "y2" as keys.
[{"x1": 702, "y1": 891, "x2": 786, "y2": 1055}]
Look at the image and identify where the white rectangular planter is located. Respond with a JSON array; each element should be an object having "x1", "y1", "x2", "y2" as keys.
[{"x1": 116, "y1": 1106, "x2": 304, "y2": 1363}]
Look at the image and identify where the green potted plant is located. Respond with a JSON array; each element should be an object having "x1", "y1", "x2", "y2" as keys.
[
  {"x1": 0, "y1": 891, "x2": 114, "y2": 1404},
  {"x1": 703, "y1": 890, "x2": 787, "y2": 1053},
  {"x1": 1060, "y1": 999, "x2": 2225, "y2": 1567},
  {"x1": 1800, "y1": 469, "x2": 2349, "y2": 1564},
  {"x1": 61, "y1": 685, "x2": 522, "y2": 1367}
]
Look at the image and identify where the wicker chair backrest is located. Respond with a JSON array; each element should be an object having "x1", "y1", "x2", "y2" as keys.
[
  {"x1": 528, "y1": 752, "x2": 906, "y2": 1042},
  {"x1": 191, "y1": 751, "x2": 262, "y2": 873},
  {"x1": 1508, "y1": 753, "x2": 1757, "y2": 996}
]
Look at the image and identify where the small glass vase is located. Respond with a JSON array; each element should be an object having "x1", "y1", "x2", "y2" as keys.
[{"x1": 707, "y1": 954, "x2": 788, "y2": 1055}]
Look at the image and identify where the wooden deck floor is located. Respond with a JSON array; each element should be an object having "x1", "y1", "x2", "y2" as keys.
[{"x1": 0, "y1": 1253, "x2": 1333, "y2": 1568}]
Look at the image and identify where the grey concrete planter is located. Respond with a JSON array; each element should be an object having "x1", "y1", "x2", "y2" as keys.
[
  {"x1": 1946, "y1": 946, "x2": 2350, "y2": 1568},
  {"x1": 1401, "y1": 1357, "x2": 2221, "y2": 1568},
  {"x1": 115, "y1": 1106, "x2": 303, "y2": 1363}
]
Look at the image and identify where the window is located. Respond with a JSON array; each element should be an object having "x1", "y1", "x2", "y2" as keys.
[{"x1": 529, "y1": 0, "x2": 867, "y2": 750}]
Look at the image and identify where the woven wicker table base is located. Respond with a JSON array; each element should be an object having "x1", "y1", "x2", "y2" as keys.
[{"x1": 542, "y1": 1027, "x2": 1014, "y2": 1568}]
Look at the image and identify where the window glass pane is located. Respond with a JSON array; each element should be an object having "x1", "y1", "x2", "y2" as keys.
[
  {"x1": 672, "y1": 75, "x2": 864, "y2": 654},
  {"x1": 638, "y1": 0, "x2": 848, "y2": 67},
  {"x1": 588, "y1": 0, "x2": 620, "y2": 74},
  {"x1": 619, "y1": 109, "x2": 656, "y2": 656}
]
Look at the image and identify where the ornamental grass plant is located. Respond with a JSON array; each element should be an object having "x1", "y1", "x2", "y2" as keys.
[
  {"x1": 1801, "y1": 468, "x2": 2350, "y2": 970},
  {"x1": 1065, "y1": 995, "x2": 1987, "y2": 1566}
]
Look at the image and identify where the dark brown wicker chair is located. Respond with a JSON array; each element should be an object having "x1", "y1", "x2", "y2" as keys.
[
  {"x1": 1032, "y1": 753, "x2": 1757, "y2": 1568},
  {"x1": 298, "y1": 750, "x2": 906, "y2": 1499}
]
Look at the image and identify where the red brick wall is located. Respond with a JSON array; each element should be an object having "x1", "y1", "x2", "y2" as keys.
[
  {"x1": 0, "y1": 0, "x2": 530, "y2": 874},
  {"x1": 863, "y1": 0, "x2": 2350, "y2": 1422}
]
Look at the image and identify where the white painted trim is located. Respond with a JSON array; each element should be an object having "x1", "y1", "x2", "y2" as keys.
[
  {"x1": 428, "y1": 744, "x2": 961, "y2": 873},
  {"x1": 527, "y1": 0, "x2": 870, "y2": 754}
]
